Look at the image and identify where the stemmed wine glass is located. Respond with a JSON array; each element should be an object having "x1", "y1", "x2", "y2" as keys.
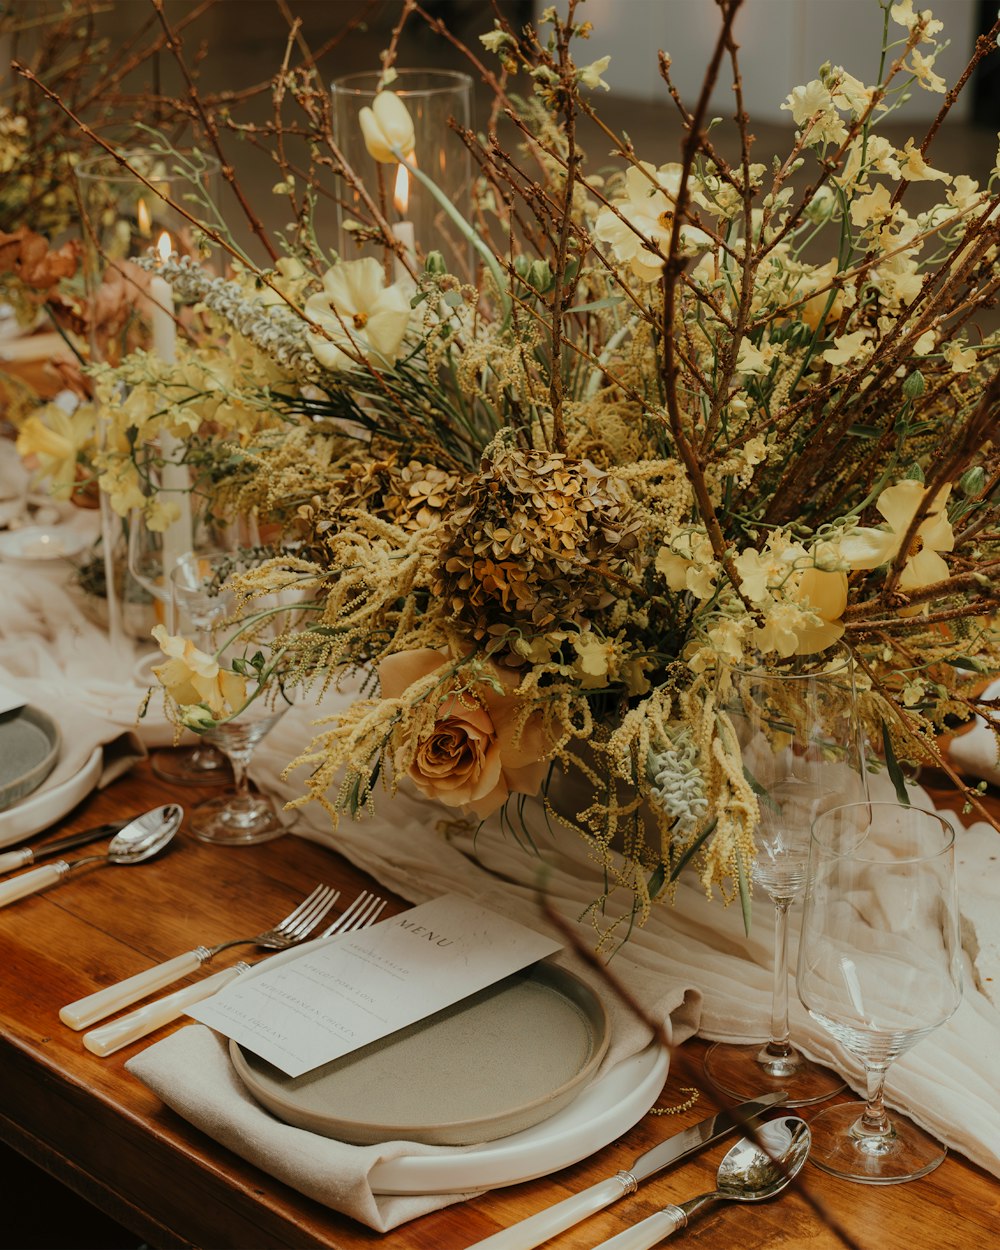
[
  {"x1": 178, "y1": 553, "x2": 296, "y2": 845},
  {"x1": 704, "y1": 646, "x2": 866, "y2": 1106},
  {"x1": 797, "y1": 801, "x2": 962, "y2": 1182}
]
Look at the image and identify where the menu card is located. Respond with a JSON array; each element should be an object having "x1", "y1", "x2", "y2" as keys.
[
  {"x1": 189, "y1": 894, "x2": 562, "y2": 1077},
  {"x1": 0, "y1": 683, "x2": 25, "y2": 715}
]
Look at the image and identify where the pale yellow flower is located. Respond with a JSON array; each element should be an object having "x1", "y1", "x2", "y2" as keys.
[
  {"x1": 358, "y1": 91, "x2": 415, "y2": 164},
  {"x1": 849, "y1": 183, "x2": 894, "y2": 229},
  {"x1": 16, "y1": 402, "x2": 96, "y2": 499},
  {"x1": 151, "y1": 625, "x2": 247, "y2": 720},
  {"x1": 890, "y1": 0, "x2": 943, "y2": 39},
  {"x1": 898, "y1": 139, "x2": 950, "y2": 183},
  {"x1": 943, "y1": 340, "x2": 977, "y2": 372},
  {"x1": 841, "y1": 479, "x2": 954, "y2": 590},
  {"x1": 578, "y1": 56, "x2": 611, "y2": 91},
  {"x1": 822, "y1": 328, "x2": 870, "y2": 366},
  {"x1": 304, "y1": 257, "x2": 411, "y2": 371},
  {"x1": 594, "y1": 163, "x2": 712, "y2": 283},
  {"x1": 908, "y1": 48, "x2": 947, "y2": 93}
]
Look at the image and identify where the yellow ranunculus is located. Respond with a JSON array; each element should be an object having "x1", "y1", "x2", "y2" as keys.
[{"x1": 16, "y1": 402, "x2": 96, "y2": 499}]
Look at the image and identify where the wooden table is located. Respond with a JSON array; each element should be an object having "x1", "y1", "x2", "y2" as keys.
[{"x1": 1, "y1": 759, "x2": 998, "y2": 1250}]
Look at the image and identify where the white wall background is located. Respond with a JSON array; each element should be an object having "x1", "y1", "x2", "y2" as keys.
[{"x1": 557, "y1": 0, "x2": 978, "y2": 120}]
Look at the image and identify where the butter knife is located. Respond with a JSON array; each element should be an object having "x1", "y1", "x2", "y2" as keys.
[
  {"x1": 0, "y1": 820, "x2": 126, "y2": 875},
  {"x1": 464, "y1": 1090, "x2": 787, "y2": 1250}
]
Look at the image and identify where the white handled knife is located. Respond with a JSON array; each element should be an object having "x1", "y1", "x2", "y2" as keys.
[
  {"x1": 0, "y1": 820, "x2": 125, "y2": 875},
  {"x1": 464, "y1": 1089, "x2": 787, "y2": 1250}
]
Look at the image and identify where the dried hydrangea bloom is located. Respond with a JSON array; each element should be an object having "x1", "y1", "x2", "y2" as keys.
[{"x1": 433, "y1": 430, "x2": 643, "y2": 648}]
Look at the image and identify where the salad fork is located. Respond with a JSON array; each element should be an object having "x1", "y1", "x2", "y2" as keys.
[
  {"x1": 81, "y1": 890, "x2": 388, "y2": 1056},
  {"x1": 60, "y1": 883, "x2": 340, "y2": 1030}
]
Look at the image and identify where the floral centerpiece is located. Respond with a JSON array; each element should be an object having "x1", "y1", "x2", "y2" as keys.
[{"x1": 46, "y1": 0, "x2": 999, "y2": 935}]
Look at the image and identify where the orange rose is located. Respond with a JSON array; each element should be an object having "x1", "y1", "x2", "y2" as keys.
[{"x1": 378, "y1": 648, "x2": 551, "y2": 819}]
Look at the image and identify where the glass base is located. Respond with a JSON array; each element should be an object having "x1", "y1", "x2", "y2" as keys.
[
  {"x1": 807, "y1": 1101, "x2": 947, "y2": 1184},
  {"x1": 190, "y1": 792, "x2": 289, "y2": 846},
  {"x1": 704, "y1": 1040, "x2": 845, "y2": 1108},
  {"x1": 151, "y1": 745, "x2": 232, "y2": 787}
]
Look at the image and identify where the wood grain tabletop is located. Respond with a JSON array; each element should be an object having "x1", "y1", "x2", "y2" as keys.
[{"x1": 0, "y1": 758, "x2": 997, "y2": 1250}]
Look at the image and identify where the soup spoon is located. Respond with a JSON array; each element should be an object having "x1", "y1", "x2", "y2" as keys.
[
  {"x1": 593, "y1": 1115, "x2": 811, "y2": 1249},
  {"x1": 0, "y1": 804, "x2": 182, "y2": 907}
]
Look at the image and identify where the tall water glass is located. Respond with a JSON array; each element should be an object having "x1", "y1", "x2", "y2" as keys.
[
  {"x1": 704, "y1": 647, "x2": 866, "y2": 1105},
  {"x1": 797, "y1": 802, "x2": 962, "y2": 1182}
]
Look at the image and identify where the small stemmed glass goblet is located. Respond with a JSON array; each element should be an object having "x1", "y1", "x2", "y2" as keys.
[
  {"x1": 178, "y1": 553, "x2": 296, "y2": 845},
  {"x1": 797, "y1": 801, "x2": 962, "y2": 1182},
  {"x1": 704, "y1": 647, "x2": 866, "y2": 1106}
]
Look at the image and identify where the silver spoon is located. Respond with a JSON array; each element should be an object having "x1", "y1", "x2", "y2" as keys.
[
  {"x1": 0, "y1": 804, "x2": 182, "y2": 907},
  {"x1": 592, "y1": 1116, "x2": 812, "y2": 1249}
]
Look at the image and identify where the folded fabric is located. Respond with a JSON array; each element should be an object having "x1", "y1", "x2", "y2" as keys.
[
  {"x1": 127, "y1": 949, "x2": 699, "y2": 1231},
  {"x1": 0, "y1": 543, "x2": 180, "y2": 748},
  {"x1": 947, "y1": 677, "x2": 1000, "y2": 788},
  {"x1": 0, "y1": 672, "x2": 145, "y2": 808}
]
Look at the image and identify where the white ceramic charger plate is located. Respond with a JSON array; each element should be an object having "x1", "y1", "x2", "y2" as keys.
[
  {"x1": 231, "y1": 961, "x2": 611, "y2": 1147},
  {"x1": 0, "y1": 746, "x2": 102, "y2": 847},
  {"x1": 369, "y1": 1042, "x2": 668, "y2": 1194}
]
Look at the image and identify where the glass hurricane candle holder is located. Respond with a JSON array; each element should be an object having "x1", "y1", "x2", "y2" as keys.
[
  {"x1": 331, "y1": 69, "x2": 474, "y2": 284},
  {"x1": 73, "y1": 147, "x2": 219, "y2": 646}
]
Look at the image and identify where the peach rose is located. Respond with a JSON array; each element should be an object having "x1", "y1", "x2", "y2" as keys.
[{"x1": 378, "y1": 648, "x2": 551, "y2": 819}]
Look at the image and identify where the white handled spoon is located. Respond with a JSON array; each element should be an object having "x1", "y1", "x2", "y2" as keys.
[
  {"x1": 592, "y1": 1116, "x2": 811, "y2": 1250},
  {"x1": 0, "y1": 805, "x2": 183, "y2": 907}
]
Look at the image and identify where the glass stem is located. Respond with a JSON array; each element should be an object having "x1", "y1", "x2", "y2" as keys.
[
  {"x1": 227, "y1": 748, "x2": 252, "y2": 803},
  {"x1": 767, "y1": 899, "x2": 793, "y2": 1058},
  {"x1": 859, "y1": 1063, "x2": 893, "y2": 1138}
]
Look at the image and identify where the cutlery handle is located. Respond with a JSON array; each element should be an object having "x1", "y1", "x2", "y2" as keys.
[
  {"x1": 0, "y1": 847, "x2": 33, "y2": 874},
  {"x1": 0, "y1": 861, "x2": 68, "y2": 907},
  {"x1": 465, "y1": 1175, "x2": 631, "y2": 1250},
  {"x1": 591, "y1": 1206, "x2": 687, "y2": 1250},
  {"x1": 82, "y1": 965, "x2": 246, "y2": 1057},
  {"x1": 60, "y1": 949, "x2": 208, "y2": 1030}
]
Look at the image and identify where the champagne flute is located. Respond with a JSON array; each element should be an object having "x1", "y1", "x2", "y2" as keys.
[
  {"x1": 704, "y1": 646, "x2": 866, "y2": 1106},
  {"x1": 797, "y1": 801, "x2": 962, "y2": 1182}
]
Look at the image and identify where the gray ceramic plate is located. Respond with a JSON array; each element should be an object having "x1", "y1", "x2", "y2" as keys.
[
  {"x1": 230, "y1": 960, "x2": 610, "y2": 1146},
  {"x1": 0, "y1": 705, "x2": 60, "y2": 811}
]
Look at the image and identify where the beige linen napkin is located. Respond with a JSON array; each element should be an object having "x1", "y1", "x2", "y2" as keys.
[
  {"x1": 0, "y1": 673, "x2": 145, "y2": 799},
  {"x1": 127, "y1": 946, "x2": 700, "y2": 1232}
]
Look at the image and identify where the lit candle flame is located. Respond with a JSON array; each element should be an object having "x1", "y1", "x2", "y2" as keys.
[
  {"x1": 156, "y1": 231, "x2": 172, "y2": 264},
  {"x1": 137, "y1": 198, "x2": 152, "y2": 237},
  {"x1": 393, "y1": 163, "x2": 410, "y2": 217}
]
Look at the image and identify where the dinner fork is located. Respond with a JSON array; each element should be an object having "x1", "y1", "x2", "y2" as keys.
[
  {"x1": 81, "y1": 890, "x2": 388, "y2": 1057},
  {"x1": 60, "y1": 883, "x2": 340, "y2": 1031}
]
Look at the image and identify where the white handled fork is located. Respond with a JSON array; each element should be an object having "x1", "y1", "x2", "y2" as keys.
[
  {"x1": 60, "y1": 883, "x2": 340, "y2": 1030},
  {"x1": 81, "y1": 890, "x2": 388, "y2": 1057}
]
